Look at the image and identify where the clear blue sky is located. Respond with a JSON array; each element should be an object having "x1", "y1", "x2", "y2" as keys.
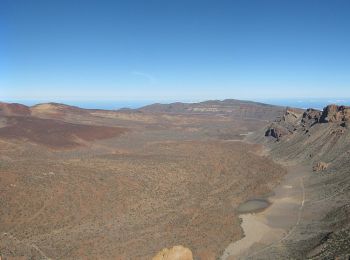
[{"x1": 1, "y1": 0, "x2": 350, "y2": 103}]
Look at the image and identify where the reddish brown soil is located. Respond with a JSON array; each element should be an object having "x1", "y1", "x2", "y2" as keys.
[
  {"x1": 0, "y1": 141, "x2": 285, "y2": 259},
  {"x1": 0, "y1": 101, "x2": 287, "y2": 259},
  {"x1": 0, "y1": 116, "x2": 128, "y2": 148}
]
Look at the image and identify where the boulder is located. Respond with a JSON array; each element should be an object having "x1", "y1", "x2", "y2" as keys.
[
  {"x1": 153, "y1": 246, "x2": 193, "y2": 260},
  {"x1": 313, "y1": 162, "x2": 329, "y2": 172}
]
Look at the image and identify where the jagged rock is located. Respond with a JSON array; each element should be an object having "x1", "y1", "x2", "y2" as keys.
[
  {"x1": 302, "y1": 109, "x2": 322, "y2": 126},
  {"x1": 152, "y1": 246, "x2": 193, "y2": 260},
  {"x1": 264, "y1": 105, "x2": 350, "y2": 142},
  {"x1": 340, "y1": 122, "x2": 348, "y2": 128},
  {"x1": 265, "y1": 109, "x2": 302, "y2": 141},
  {"x1": 313, "y1": 162, "x2": 329, "y2": 172},
  {"x1": 265, "y1": 124, "x2": 290, "y2": 141},
  {"x1": 331, "y1": 128, "x2": 345, "y2": 135},
  {"x1": 283, "y1": 108, "x2": 303, "y2": 122},
  {"x1": 320, "y1": 105, "x2": 350, "y2": 124}
]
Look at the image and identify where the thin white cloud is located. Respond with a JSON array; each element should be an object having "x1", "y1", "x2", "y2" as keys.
[{"x1": 132, "y1": 71, "x2": 156, "y2": 85}]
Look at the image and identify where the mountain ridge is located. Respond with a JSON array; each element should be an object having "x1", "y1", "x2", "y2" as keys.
[{"x1": 247, "y1": 104, "x2": 350, "y2": 259}]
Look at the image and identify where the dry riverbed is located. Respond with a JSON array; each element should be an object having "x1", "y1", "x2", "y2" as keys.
[{"x1": 221, "y1": 164, "x2": 309, "y2": 259}]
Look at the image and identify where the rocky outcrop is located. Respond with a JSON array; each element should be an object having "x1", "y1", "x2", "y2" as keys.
[
  {"x1": 283, "y1": 108, "x2": 303, "y2": 123},
  {"x1": 320, "y1": 105, "x2": 350, "y2": 125},
  {"x1": 313, "y1": 162, "x2": 329, "y2": 172},
  {"x1": 265, "y1": 109, "x2": 302, "y2": 141},
  {"x1": 152, "y1": 246, "x2": 193, "y2": 260},
  {"x1": 302, "y1": 108, "x2": 322, "y2": 126},
  {"x1": 265, "y1": 105, "x2": 350, "y2": 141},
  {"x1": 265, "y1": 124, "x2": 290, "y2": 141}
]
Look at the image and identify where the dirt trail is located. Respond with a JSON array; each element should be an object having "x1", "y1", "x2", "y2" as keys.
[
  {"x1": 221, "y1": 164, "x2": 309, "y2": 260},
  {"x1": 1, "y1": 232, "x2": 51, "y2": 259}
]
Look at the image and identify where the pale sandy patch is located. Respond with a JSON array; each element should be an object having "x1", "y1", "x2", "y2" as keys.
[
  {"x1": 221, "y1": 165, "x2": 309, "y2": 259},
  {"x1": 221, "y1": 214, "x2": 284, "y2": 259}
]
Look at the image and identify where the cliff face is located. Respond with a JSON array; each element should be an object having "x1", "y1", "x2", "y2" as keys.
[
  {"x1": 302, "y1": 108, "x2": 322, "y2": 126},
  {"x1": 265, "y1": 105, "x2": 350, "y2": 142},
  {"x1": 264, "y1": 108, "x2": 303, "y2": 141},
  {"x1": 320, "y1": 105, "x2": 350, "y2": 126}
]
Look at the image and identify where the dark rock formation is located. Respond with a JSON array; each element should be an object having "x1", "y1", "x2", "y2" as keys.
[
  {"x1": 320, "y1": 105, "x2": 350, "y2": 125},
  {"x1": 265, "y1": 109, "x2": 303, "y2": 141},
  {"x1": 265, "y1": 123, "x2": 290, "y2": 141},
  {"x1": 302, "y1": 108, "x2": 322, "y2": 126},
  {"x1": 283, "y1": 108, "x2": 302, "y2": 121}
]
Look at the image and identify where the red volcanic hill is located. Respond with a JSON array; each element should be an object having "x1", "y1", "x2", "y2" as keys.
[
  {"x1": 0, "y1": 102, "x2": 128, "y2": 148},
  {"x1": 30, "y1": 102, "x2": 89, "y2": 119},
  {"x1": 0, "y1": 102, "x2": 31, "y2": 116}
]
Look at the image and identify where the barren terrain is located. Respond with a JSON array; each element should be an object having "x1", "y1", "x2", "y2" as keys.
[
  {"x1": 0, "y1": 100, "x2": 287, "y2": 259},
  {"x1": 0, "y1": 101, "x2": 348, "y2": 259}
]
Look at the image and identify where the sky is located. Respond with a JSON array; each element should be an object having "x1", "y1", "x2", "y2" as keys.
[{"x1": 1, "y1": 0, "x2": 350, "y2": 104}]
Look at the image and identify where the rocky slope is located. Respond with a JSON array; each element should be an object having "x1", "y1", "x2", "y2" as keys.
[{"x1": 251, "y1": 104, "x2": 350, "y2": 259}]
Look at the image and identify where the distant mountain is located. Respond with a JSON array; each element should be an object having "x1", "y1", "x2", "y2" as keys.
[
  {"x1": 139, "y1": 99, "x2": 294, "y2": 121},
  {"x1": 1, "y1": 99, "x2": 295, "y2": 123},
  {"x1": 30, "y1": 102, "x2": 89, "y2": 119},
  {"x1": 0, "y1": 102, "x2": 88, "y2": 118}
]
